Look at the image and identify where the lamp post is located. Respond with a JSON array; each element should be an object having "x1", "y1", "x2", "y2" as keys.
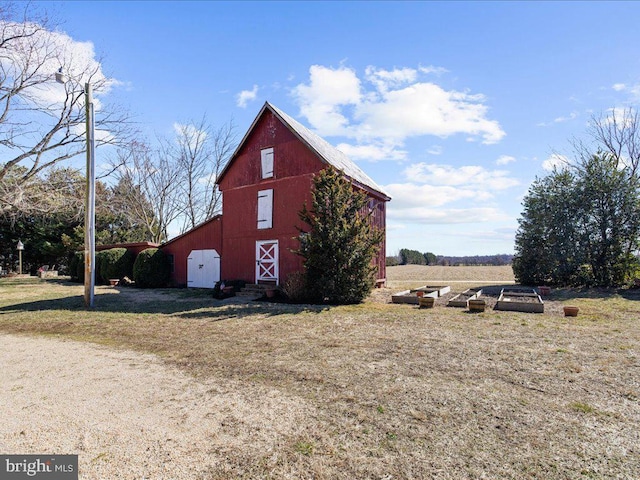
[
  {"x1": 56, "y1": 70, "x2": 95, "y2": 308},
  {"x1": 16, "y1": 240, "x2": 24, "y2": 275}
]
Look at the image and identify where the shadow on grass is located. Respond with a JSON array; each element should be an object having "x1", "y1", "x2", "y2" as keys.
[
  {"x1": 475, "y1": 283, "x2": 640, "y2": 302},
  {"x1": 547, "y1": 286, "x2": 640, "y2": 302},
  {"x1": 0, "y1": 289, "x2": 332, "y2": 318},
  {"x1": 475, "y1": 284, "x2": 522, "y2": 296},
  {"x1": 0, "y1": 295, "x2": 86, "y2": 313},
  {"x1": 176, "y1": 302, "x2": 330, "y2": 320}
]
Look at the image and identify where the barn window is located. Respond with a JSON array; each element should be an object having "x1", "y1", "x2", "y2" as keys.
[
  {"x1": 257, "y1": 189, "x2": 273, "y2": 229},
  {"x1": 261, "y1": 147, "x2": 274, "y2": 179},
  {"x1": 166, "y1": 254, "x2": 175, "y2": 273}
]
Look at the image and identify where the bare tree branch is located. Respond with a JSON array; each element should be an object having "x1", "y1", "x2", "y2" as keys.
[
  {"x1": 110, "y1": 141, "x2": 184, "y2": 243},
  {"x1": 169, "y1": 116, "x2": 236, "y2": 233},
  {"x1": 0, "y1": 2, "x2": 134, "y2": 190},
  {"x1": 589, "y1": 107, "x2": 640, "y2": 177}
]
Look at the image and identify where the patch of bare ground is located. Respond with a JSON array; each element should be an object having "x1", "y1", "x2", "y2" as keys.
[{"x1": 0, "y1": 276, "x2": 639, "y2": 479}]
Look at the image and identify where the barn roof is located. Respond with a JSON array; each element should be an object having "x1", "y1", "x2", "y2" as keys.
[
  {"x1": 96, "y1": 241, "x2": 159, "y2": 251},
  {"x1": 221, "y1": 102, "x2": 390, "y2": 200}
]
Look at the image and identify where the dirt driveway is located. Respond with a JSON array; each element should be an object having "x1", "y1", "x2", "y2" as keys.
[{"x1": 0, "y1": 333, "x2": 310, "y2": 479}]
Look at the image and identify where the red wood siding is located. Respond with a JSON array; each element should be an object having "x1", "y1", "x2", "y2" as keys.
[
  {"x1": 160, "y1": 216, "x2": 223, "y2": 287},
  {"x1": 221, "y1": 175, "x2": 312, "y2": 283},
  {"x1": 219, "y1": 109, "x2": 387, "y2": 284},
  {"x1": 372, "y1": 199, "x2": 387, "y2": 282},
  {"x1": 220, "y1": 110, "x2": 325, "y2": 284},
  {"x1": 218, "y1": 111, "x2": 327, "y2": 191}
]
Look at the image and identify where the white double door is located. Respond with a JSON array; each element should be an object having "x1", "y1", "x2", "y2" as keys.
[{"x1": 187, "y1": 249, "x2": 220, "y2": 288}]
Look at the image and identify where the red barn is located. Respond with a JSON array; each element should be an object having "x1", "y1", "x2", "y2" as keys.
[
  {"x1": 160, "y1": 215, "x2": 222, "y2": 288},
  {"x1": 162, "y1": 102, "x2": 390, "y2": 288}
]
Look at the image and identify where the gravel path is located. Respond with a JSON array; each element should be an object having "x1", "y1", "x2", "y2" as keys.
[{"x1": 0, "y1": 334, "x2": 309, "y2": 479}]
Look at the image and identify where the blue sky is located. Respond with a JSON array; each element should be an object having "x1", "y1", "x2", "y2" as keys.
[{"x1": 48, "y1": 1, "x2": 640, "y2": 256}]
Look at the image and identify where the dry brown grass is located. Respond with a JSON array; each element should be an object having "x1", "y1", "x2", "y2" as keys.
[
  {"x1": 387, "y1": 264, "x2": 516, "y2": 283},
  {"x1": 0, "y1": 273, "x2": 639, "y2": 479},
  {"x1": 386, "y1": 264, "x2": 516, "y2": 293}
]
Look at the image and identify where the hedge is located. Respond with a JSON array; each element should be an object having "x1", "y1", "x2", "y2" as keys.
[
  {"x1": 96, "y1": 248, "x2": 135, "y2": 284},
  {"x1": 132, "y1": 248, "x2": 170, "y2": 288}
]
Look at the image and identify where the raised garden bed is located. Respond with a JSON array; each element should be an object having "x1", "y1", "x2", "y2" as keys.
[
  {"x1": 392, "y1": 285, "x2": 451, "y2": 304},
  {"x1": 495, "y1": 288, "x2": 544, "y2": 313},
  {"x1": 447, "y1": 288, "x2": 483, "y2": 308}
]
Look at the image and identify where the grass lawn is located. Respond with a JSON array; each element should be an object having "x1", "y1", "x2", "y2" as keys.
[{"x1": 0, "y1": 266, "x2": 639, "y2": 479}]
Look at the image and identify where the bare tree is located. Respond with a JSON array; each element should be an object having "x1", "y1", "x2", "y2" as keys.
[
  {"x1": 0, "y1": 165, "x2": 85, "y2": 226},
  {"x1": 170, "y1": 117, "x2": 236, "y2": 233},
  {"x1": 113, "y1": 141, "x2": 183, "y2": 243},
  {"x1": 0, "y1": 2, "x2": 132, "y2": 211},
  {"x1": 588, "y1": 107, "x2": 640, "y2": 177}
]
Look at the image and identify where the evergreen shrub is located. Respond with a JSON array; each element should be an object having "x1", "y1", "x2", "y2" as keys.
[
  {"x1": 98, "y1": 248, "x2": 135, "y2": 283},
  {"x1": 132, "y1": 248, "x2": 170, "y2": 288}
]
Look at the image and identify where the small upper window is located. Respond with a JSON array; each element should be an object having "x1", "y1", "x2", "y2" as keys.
[{"x1": 261, "y1": 147, "x2": 274, "y2": 179}]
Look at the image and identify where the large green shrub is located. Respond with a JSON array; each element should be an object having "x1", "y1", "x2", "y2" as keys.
[
  {"x1": 132, "y1": 248, "x2": 170, "y2": 288},
  {"x1": 97, "y1": 248, "x2": 135, "y2": 284},
  {"x1": 514, "y1": 152, "x2": 640, "y2": 287},
  {"x1": 296, "y1": 166, "x2": 383, "y2": 304}
]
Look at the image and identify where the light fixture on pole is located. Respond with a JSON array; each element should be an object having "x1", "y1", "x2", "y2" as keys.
[
  {"x1": 56, "y1": 68, "x2": 95, "y2": 308},
  {"x1": 16, "y1": 240, "x2": 24, "y2": 275}
]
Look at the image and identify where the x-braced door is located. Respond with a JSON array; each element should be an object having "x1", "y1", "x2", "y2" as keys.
[{"x1": 256, "y1": 240, "x2": 278, "y2": 284}]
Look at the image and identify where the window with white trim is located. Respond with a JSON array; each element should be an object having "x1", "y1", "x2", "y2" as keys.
[
  {"x1": 257, "y1": 189, "x2": 273, "y2": 229},
  {"x1": 261, "y1": 147, "x2": 274, "y2": 179}
]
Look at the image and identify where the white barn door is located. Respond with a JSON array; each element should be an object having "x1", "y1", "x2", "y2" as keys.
[
  {"x1": 256, "y1": 240, "x2": 278, "y2": 284},
  {"x1": 187, "y1": 249, "x2": 220, "y2": 288}
]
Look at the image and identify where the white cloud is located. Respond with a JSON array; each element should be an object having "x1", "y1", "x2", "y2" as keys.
[
  {"x1": 401, "y1": 163, "x2": 520, "y2": 190},
  {"x1": 0, "y1": 21, "x2": 117, "y2": 110},
  {"x1": 291, "y1": 64, "x2": 505, "y2": 161},
  {"x1": 70, "y1": 123, "x2": 114, "y2": 143},
  {"x1": 542, "y1": 153, "x2": 569, "y2": 171},
  {"x1": 381, "y1": 161, "x2": 519, "y2": 225},
  {"x1": 173, "y1": 122, "x2": 207, "y2": 149},
  {"x1": 496, "y1": 155, "x2": 516, "y2": 165},
  {"x1": 611, "y1": 82, "x2": 640, "y2": 101},
  {"x1": 537, "y1": 111, "x2": 579, "y2": 127},
  {"x1": 336, "y1": 142, "x2": 407, "y2": 162},
  {"x1": 365, "y1": 66, "x2": 418, "y2": 92},
  {"x1": 553, "y1": 112, "x2": 578, "y2": 123},
  {"x1": 388, "y1": 205, "x2": 509, "y2": 224},
  {"x1": 291, "y1": 65, "x2": 360, "y2": 136},
  {"x1": 419, "y1": 65, "x2": 449, "y2": 76},
  {"x1": 384, "y1": 182, "x2": 493, "y2": 209},
  {"x1": 427, "y1": 145, "x2": 443, "y2": 155},
  {"x1": 236, "y1": 84, "x2": 259, "y2": 108}
]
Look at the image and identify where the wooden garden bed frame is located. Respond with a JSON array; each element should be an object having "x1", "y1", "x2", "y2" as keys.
[
  {"x1": 447, "y1": 288, "x2": 483, "y2": 308},
  {"x1": 495, "y1": 288, "x2": 544, "y2": 313},
  {"x1": 392, "y1": 285, "x2": 451, "y2": 305}
]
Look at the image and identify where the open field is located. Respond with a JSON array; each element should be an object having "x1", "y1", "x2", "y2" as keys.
[
  {"x1": 0, "y1": 269, "x2": 639, "y2": 479},
  {"x1": 386, "y1": 264, "x2": 516, "y2": 295}
]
